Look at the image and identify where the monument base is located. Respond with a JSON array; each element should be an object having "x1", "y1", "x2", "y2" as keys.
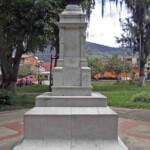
[
  {"x1": 13, "y1": 4, "x2": 128, "y2": 150},
  {"x1": 14, "y1": 138, "x2": 127, "y2": 150},
  {"x1": 36, "y1": 92, "x2": 107, "y2": 107},
  {"x1": 13, "y1": 106, "x2": 128, "y2": 150}
]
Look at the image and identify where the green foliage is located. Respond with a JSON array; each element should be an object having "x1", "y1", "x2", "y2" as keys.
[
  {"x1": 106, "y1": 55, "x2": 131, "y2": 79},
  {"x1": 0, "y1": 0, "x2": 63, "y2": 51},
  {"x1": 131, "y1": 92, "x2": 150, "y2": 103},
  {"x1": 18, "y1": 65, "x2": 34, "y2": 77},
  {"x1": 0, "y1": 85, "x2": 48, "y2": 111},
  {"x1": 92, "y1": 81, "x2": 150, "y2": 109},
  {"x1": 0, "y1": 93, "x2": 37, "y2": 111},
  {"x1": 0, "y1": 0, "x2": 65, "y2": 93},
  {"x1": 17, "y1": 84, "x2": 48, "y2": 93},
  {"x1": 39, "y1": 75, "x2": 46, "y2": 81},
  {"x1": 87, "y1": 57, "x2": 100, "y2": 75},
  {"x1": 81, "y1": 0, "x2": 89, "y2": 9},
  {"x1": 123, "y1": 60, "x2": 132, "y2": 73},
  {"x1": 0, "y1": 0, "x2": 95, "y2": 93},
  {"x1": 93, "y1": 81, "x2": 134, "y2": 91},
  {"x1": 12, "y1": 94, "x2": 36, "y2": 108},
  {"x1": 117, "y1": 0, "x2": 150, "y2": 86},
  {"x1": 0, "y1": 90, "x2": 12, "y2": 105},
  {"x1": 99, "y1": 62, "x2": 106, "y2": 77},
  {"x1": 106, "y1": 55, "x2": 123, "y2": 79}
]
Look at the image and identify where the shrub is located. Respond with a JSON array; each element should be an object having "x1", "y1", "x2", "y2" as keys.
[
  {"x1": 131, "y1": 92, "x2": 150, "y2": 103},
  {"x1": 0, "y1": 90, "x2": 13, "y2": 105}
]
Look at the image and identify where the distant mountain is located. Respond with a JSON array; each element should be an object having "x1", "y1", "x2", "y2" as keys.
[
  {"x1": 34, "y1": 42, "x2": 127, "y2": 62},
  {"x1": 34, "y1": 45, "x2": 55, "y2": 62},
  {"x1": 86, "y1": 42, "x2": 125, "y2": 56}
]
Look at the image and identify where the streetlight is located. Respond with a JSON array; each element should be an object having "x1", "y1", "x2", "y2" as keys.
[
  {"x1": 49, "y1": 53, "x2": 59, "y2": 91},
  {"x1": 36, "y1": 61, "x2": 43, "y2": 84}
]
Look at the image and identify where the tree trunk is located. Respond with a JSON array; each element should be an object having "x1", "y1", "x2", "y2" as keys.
[
  {"x1": 139, "y1": 50, "x2": 145, "y2": 87},
  {"x1": 139, "y1": 67, "x2": 145, "y2": 87},
  {"x1": 54, "y1": 28, "x2": 59, "y2": 67},
  {"x1": 0, "y1": 25, "x2": 4, "y2": 64},
  {"x1": 0, "y1": 42, "x2": 23, "y2": 94},
  {"x1": 116, "y1": 74, "x2": 120, "y2": 82},
  {"x1": 138, "y1": 29, "x2": 145, "y2": 87}
]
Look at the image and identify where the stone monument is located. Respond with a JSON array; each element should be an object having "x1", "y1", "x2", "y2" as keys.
[{"x1": 14, "y1": 4, "x2": 128, "y2": 150}]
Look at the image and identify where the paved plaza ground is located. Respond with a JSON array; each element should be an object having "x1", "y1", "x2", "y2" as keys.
[{"x1": 0, "y1": 107, "x2": 150, "y2": 150}]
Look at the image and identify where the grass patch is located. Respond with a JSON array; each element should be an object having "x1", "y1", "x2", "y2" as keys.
[
  {"x1": 1, "y1": 82, "x2": 150, "y2": 111},
  {"x1": 92, "y1": 81, "x2": 150, "y2": 92},
  {"x1": 92, "y1": 81, "x2": 150, "y2": 109},
  {"x1": 0, "y1": 85, "x2": 49, "y2": 111},
  {"x1": 17, "y1": 84, "x2": 49, "y2": 93},
  {"x1": 0, "y1": 93, "x2": 39, "y2": 111}
]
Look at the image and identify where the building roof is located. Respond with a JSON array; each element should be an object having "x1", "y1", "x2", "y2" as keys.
[
  {"x1": 42, "y1": 62, "x2": 55, "y2": 71},
  {"x1": 21, "y1": 54, "x2": 35, "y2": 59}
]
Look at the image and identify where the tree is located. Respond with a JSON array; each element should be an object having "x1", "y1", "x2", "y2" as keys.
[
  {"x1": 123, "y1": 59, "x2": 132, "y2": 76},
  {"x1": 0, "y1": 0, "x2": 95, "y2": 94},
  {"x1": 106, "y1": 55, "x2": 124, "y2": 80},
  {"x1": 0, "y1": 0, "x2": 64, "y2": 93},
  {"x1": 87, "y1": 57, "x2": 107, "y2": 79},
  {"x1": 18, "y1": 65, "x2": 34, "y2": 78},
  {"x1": 87, "y1": 57, "x2": 100, "y2": 78},
  {"x1": 99, "y1": 62, "x2": 107, "y2": 78},
  {"x1": 116, "y1": 0, "x2": 150, "y2": 87}
]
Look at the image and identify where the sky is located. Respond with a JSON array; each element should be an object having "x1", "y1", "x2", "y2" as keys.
[{"x1": 86, "y1": 0, "x2": 128, "y2": 47}]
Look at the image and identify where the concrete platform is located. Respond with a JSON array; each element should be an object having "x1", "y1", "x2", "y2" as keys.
[
  {"x1": 24, "y1": 107, "x2": 117, "y2": 139},
  {"x1": 12, "y1": 107, "x2": 128, "y2": 150},
  {"x1": 13, "y1": 138, "x2": 127, "y2": 150},
  {"x1": 36, "y1": 92, "x2": 107, "y2": 107}
]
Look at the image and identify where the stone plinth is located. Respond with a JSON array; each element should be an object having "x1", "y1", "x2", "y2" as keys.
[
  {"x1": 14, "y1": 107, "x2": 128, "y2": 150},
  {"x1": 36, "y1": 92, "x2": 107, "y2": 107},
  {"x1": 13, "y1": 4, "x2": 128, "y2": 150}
]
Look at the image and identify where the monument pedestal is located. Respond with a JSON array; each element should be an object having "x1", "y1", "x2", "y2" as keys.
[
  {"x1": 14, "y1": 106, "x2": 128, "y2": 150},
  {"x1": 13, "y1": 4, "x2": 128, "y2": 150}
]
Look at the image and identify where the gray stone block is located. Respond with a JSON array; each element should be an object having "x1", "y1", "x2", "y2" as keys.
[
  {"x1": 24, "y1": 107, "x2": 118, "y2": 140},
  {"x1": 36, "y1": 92, "x2": 107, "y2": 107}
]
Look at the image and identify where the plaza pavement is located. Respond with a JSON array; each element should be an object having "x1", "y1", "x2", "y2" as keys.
[{"x1": 0, "y1": 107, "x2": 150, "y2": 150}]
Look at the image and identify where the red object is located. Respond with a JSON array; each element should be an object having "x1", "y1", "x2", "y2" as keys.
[{"x1": 140, "y1": 73, "x2": 145, "y2": 77}]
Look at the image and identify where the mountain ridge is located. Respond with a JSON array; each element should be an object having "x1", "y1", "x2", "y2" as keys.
[
  {"x1": 86, "y1": 42, "x2": 125, "y2": 56},
  {"x1": 35, "y1": 42, "x2": 125, "y2": 61}
]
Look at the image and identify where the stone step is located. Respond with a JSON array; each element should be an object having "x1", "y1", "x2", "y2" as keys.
[
  {"x1": 14, "y1": 137, "x2": 128, "y2": 150},
  {"x1": 24, "y1": 107, "x2": 118, "y2": 140},
  {"x1": 52, "y1": 86, "x2": 92, "y2": 96},
  {"x1": 36, "y1": 92, "x2": 107, "y2": 107}
]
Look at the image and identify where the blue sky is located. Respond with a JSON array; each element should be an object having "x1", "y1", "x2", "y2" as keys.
[{"x1": 86, "y1": 0, "x2": 128, "y2": 47}]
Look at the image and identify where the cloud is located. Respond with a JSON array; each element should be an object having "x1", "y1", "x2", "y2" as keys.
[{"x1": 86, "y1": 0, "x2": 128, "y2": 47}]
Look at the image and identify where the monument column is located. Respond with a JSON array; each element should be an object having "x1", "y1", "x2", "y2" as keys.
[{"x1": 52, "y1": 4, "x2": 92, "y2": 96}]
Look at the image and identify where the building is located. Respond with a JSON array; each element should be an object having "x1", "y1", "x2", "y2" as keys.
[{"x1": 121, "y1": 54, "x2": 150, "y2": 80}]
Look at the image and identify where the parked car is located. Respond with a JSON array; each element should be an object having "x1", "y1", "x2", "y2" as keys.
[
  {"x1": 25, "y1": 76, "x2": 37, "y2": 85},
  {"x1": 121, "y1": 77, "x2": 131, "y2": 81},
  {"x1": 17, "y1": 76, "x2": 38, "y2": 86}
]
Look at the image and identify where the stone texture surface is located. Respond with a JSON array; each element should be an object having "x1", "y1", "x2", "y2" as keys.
[
  {"x1": 36, "y1": 92, "x2": 107, "y2": 107},
  {"x1": 23, "y1": 107, "x2": 118, "y2": 140},
  {"x1": 52, "y1": 4, "x2": 91, "y2": 96},
  {"x1": 13, "y1": 4, "x2": 128, "y2": 150}
]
